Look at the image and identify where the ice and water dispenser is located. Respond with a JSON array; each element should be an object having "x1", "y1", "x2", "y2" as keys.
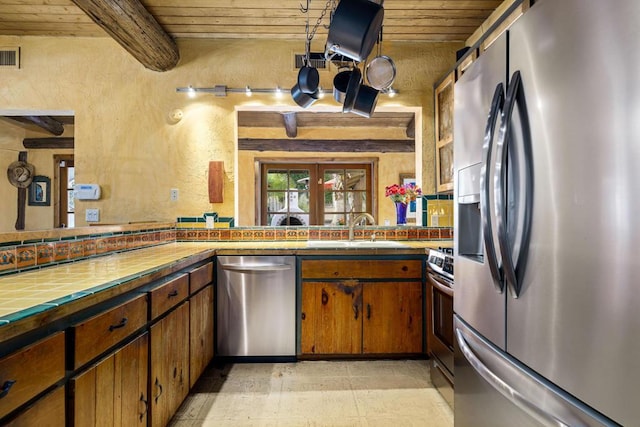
[{"x1": 457, "y1": 162, "x2": 483, "y2": 262}]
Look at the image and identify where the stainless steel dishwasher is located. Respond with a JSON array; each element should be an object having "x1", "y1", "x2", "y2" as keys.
[{"x1": 216, "y1": 255, "x2": 296, "y2": 358}]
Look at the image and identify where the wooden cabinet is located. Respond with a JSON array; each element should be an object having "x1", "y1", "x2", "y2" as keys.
[
  {"x1": 362, "y1": 281, "x2": 423, "y2": 354},
  {"x1": 435, "y1": 71, "x2": 454, "y2": 193},
  {"x1": 3, "y1": 386, "x2": 65, "y2": 427},
  {"x1": 0, "y1": 332, "x2": 65, "y2": 420},
  {"x1": 69, "y1": 333, "x2": 148, "y2": 427},
  {"x1": 301, "y1": 281, "x2": 362, "y2": 355},
  {"x1": 150, "y1": 301, "x2": 190, "y2": 427},
  {"x1": 189, "y1": 285, "x2": 214, "y2": 388},
  {"x1": 300, "y1": 258, "x2": 423, "y2": 356},
  {"x1": 70, "y1": 294, "x2": 147, "y2": 369}
]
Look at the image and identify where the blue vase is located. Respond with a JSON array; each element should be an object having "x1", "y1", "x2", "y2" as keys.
[{"x1": 395, "y1": 202, "x2": 407, "y2": 225}]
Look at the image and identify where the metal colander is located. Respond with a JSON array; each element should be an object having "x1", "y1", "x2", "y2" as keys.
[{"x1": 365, "y1": 55, "x2": 396, "y2": 90}]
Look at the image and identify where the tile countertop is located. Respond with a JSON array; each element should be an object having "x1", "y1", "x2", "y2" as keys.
[{"x1": 0, "y1": 240, "x2": 450, "y2": 340}]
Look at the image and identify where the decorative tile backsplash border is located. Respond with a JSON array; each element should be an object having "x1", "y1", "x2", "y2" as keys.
[
  {"x1": 0, "y1": 228, "x2": 177, "y2": 276},
  {"x1": 175, "y1": 226, "x2": 453, "y2": 242},
  {"x1": 0, "y1": 216, "x2": 453, "y2": 276}
]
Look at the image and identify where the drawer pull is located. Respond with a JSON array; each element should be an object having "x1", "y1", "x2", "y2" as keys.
[
  {"x1": 108, "y1": 317, "x2": 128, "y2": 332},
  {"x1": 168, "y1": 290, "x2": 179, "y2": 298},
  {"x1": 0, "y1": 380, "x2": 16, "y2": 399}
]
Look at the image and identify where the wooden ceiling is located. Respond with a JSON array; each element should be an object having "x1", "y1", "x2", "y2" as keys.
[{"x1": 0, "y1": 0, "x2": 503, "y2": 42}]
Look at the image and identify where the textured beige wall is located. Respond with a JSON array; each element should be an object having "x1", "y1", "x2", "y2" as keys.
[{"x1": 0, "y1": 36, "x2": 459, "y2": 229}]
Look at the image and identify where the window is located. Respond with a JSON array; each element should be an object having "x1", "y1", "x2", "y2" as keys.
[{"x1": 260, "y1": 161, "x2": 374, "y2": 226}]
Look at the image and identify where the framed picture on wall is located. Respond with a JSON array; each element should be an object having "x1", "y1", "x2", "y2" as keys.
[
  {"x1": 28, "y1": 175, "x2": 51, "y2": 206},
  {"x1": 399, "y1": 173, "x2": 417, "y2": 222}
]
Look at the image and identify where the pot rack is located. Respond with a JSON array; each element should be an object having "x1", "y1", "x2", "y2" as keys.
[{"x1": 176, "y1": 85, "x2": 397, "y2": 98}]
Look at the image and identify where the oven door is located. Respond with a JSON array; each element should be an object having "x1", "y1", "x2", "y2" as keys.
[{"x1": 428, "y1": 271, "x2": 455, "y2": 377}]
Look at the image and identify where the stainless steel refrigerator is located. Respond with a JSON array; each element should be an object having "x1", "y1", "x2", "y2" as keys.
[{"x1": 453, "y1": 0, "x2": 640, "y2": 425}]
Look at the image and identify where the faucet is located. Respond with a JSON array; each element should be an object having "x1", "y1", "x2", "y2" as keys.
[{"x1": 348, "y1": 212, "x2": 376, "y2": 241}]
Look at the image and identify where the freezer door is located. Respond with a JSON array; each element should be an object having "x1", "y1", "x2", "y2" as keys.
[
  {"x1": 506, "y1": 0, "x2": 640, "y2": 424},
  {"x1": 455, "y1": 316, "x2": 615, "y2": 427},
  {"x1": 454, "y1": 33, "x2": 507, "y2": 349}
]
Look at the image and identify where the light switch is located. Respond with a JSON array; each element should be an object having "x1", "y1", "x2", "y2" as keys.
[{"x1": 86, "y1": 208, "x2": 100, "y2": 222}]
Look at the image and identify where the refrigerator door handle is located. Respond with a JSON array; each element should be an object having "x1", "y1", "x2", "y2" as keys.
[
  {"x1": 455, "y1": 317, "x2": 613, "y2": 427},
  {"x1": 494, "y1": 70, "x2": 534, "y2": 298},
  {"x1": 480, "y1": 83, "x2": 505, "y2": 293}
]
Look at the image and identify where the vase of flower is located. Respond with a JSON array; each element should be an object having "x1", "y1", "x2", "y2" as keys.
[
  {"x1": 395, "y1": 202, "x2": 408, "y2": 225},
  {"x1": 385, "y1": 182, "x2": 422, "y2": 226}
]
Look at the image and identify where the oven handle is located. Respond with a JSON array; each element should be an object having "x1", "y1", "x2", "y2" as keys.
[{"x1": 427, "y1": 272, "x2": 454, "y2": 297}]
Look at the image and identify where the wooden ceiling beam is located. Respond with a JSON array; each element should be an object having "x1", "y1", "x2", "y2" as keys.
[
  {"x1": 23, "y1": 137, "x2": 74, "y2": 149},
  {"x1": 282, "y1": 113, "x2": 297, "y2": 138},
  {"x1": 406, "y1": 116, "x2": 415, "y2": 139},
  {"x1": 7, "y1": 116, "x2": 65, "y2": 136},
  {"x1": 238, "y1": 139, "x2": 414, "y2": 153},
  {"x1": 70, "y1": 0, "x2": 179, "y2": 72}
]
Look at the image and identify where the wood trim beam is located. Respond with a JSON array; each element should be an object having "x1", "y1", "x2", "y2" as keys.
[
  {"x1": 23, "y1": 137, "x2": 74, "y2": 149},
  {"x1": 405, "y1": 116, "x2": 415, "y2": 139},
  {"x1": 7, "y1": 116, "x2": 64, "y2": 136},
  {"x1": 238, "y1": 139, "x2": 415, "y2": 153},
  {"x1": 282, "y1": 113, "x2": 297, "y2": 138},
  {"x1": 70, "y1": 0, "x2": 179, "y2": 72}
]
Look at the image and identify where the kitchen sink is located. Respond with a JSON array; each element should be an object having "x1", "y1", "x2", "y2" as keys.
[{"x1": 306, "y1": 240, "x2": 410, "y2": 248}]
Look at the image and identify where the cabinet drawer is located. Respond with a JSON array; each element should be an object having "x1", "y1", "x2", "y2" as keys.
[
  {"x1": 302, "y1": 260, "x2": 422, "y2": 279},
  {"x1": 4, "y1": 386, "x2": 65, "y2": 427},
  {"x1": 149, "y1": 274, "x2": 189, "y2": 319},
  {"x1": 189, "y1": 262, "x2": 213, "y2": 294},
  {"x1": 0, "y1": 332, "x2": 65, "y2": 419},
  {"x1": 71, "y1": 294, "x2": 147, "y2": 369}
]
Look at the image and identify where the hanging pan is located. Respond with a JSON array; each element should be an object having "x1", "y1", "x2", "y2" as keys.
[
  {"x1": 325, "y1": 0, "x2": 384, "y2": 62},
  {"x1": 333, "y1": 67, "x2": 351, "y2": 104},
  {"x1": 342, "y1": 66, "x2": 362, "y2": 113}
]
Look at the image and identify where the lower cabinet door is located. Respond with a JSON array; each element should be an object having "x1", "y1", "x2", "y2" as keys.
[
  {"x1": 4, "y1": 386, "x2": 65, "y2": 427},
  {"x1": 362, "y1": 282, "x2": 423, "y2": 354},
  {"x1": 70, "y1": 333, "x2": 149, "y2": 427},
  {"x1": 189, "y1": 285, "x2": 214, "y2": 388},
  {"x1": 301, "y1": 281, "x2": 362, "y2": 355},
  {"x1": 150, "y1": 302, "x2": 190, "y2": 427}
]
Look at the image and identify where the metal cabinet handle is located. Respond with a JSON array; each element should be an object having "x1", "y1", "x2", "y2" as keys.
[
  {"x1": 108, "y1": 317, "x2": 128, "y2": 331},
  {"x1": 0, "y1": 380, "x2": 16, "y2": 399},
  {"x1": 353, "y1": 304, "x2": 359, "y2": 320},
  {"x1": 139, "y1": 392, "x2": 148, "y2": 422},
  {"x1": 168, "y1": 290, "x2": 179, "y2": 298},
  {"x1": 154, "y1": 377, "x2": 163, "y2": 403},
  {"x1": 366, "y1": 303, "x2": 371, "y2": 319}
]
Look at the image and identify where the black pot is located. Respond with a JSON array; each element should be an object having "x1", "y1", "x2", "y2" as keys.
[
  {"x1": 342, "y1": 67, "x2": 362, "y2": 113},
  {"x1": 333, "y1": 69, "x2": 351, "y2": 104},
  {"x1": 351, "y1": 84, "x2": 379, "y2": 118},
  {"x1": 291, "y1": 83, "x2": 319, "y2": 108},
  {"x1": 298, "y1": 65, "x2": 320, "y2": 94},
  {"x1": 326, "y1": 0, "x2": 384, "y2": 62}
]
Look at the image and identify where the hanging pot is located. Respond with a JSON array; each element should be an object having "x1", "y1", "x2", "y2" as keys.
[
  {"x1": 351, "y1": 84, "x2": 379, "y2": 118},
  {"x1": 291, "y1": 83, "x2": 319, "y2": 108},
  {"x1": 297, "y1": 64, "x2": 320, "y2": 94},
  {"x1": 365, "y1": 55, "x2": 396, "y2": 90},
  {"x1": 342, "y1": 66, "x2": 362, "y2": 113},
  {"x1": 326, "y1": 0, "x2": 384, "y2": 63},
  {"x1": 333, "y1": 68, "x2": 351, "y2": 104}
]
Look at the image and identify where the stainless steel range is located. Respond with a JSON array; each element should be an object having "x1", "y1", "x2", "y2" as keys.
[{"x1": 427, "y1": 247, "x2": 454, "y2": 409}]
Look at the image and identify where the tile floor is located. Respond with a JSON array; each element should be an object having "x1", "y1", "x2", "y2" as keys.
[{"x1": 169, "y1": 359, "x2": 453, "y2": 427}]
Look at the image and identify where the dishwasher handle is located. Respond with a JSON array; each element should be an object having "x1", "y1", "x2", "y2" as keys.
[{"x1": 220, "y1": 263, "x2": 293, "y2": 273}]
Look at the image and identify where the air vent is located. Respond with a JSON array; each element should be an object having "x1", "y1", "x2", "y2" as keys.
[
  {"x1": 0, "y1": 47, "x2": 20, "y2": 69},
  {"x1": 294, "y1": 52, "x2": 327, "y2": 70}
]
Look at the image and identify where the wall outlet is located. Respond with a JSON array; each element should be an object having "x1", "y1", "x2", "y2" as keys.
[
  {"x1": 170, "y1": 188, "x2": 179, "y2": 201},
  {"x1": 86, "y1": 208, "x2": 100, "y2": 222}
]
